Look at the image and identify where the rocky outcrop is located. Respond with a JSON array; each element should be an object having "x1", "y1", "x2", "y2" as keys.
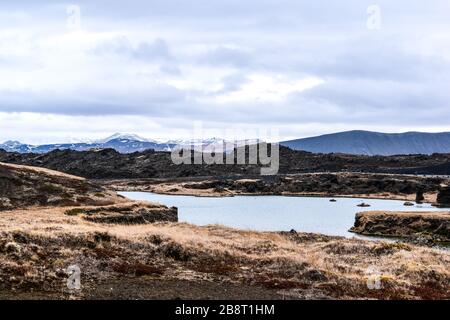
[
  {"x1": 169, "y1": 174, "x2": 447, "y2": 198},
  {"x1": 65, "y1": 202, "x2": 178, "y2": 224},
  {"x1": 350, "y1": 211, "x2": 450, "y2": 242},
  {"x1": 0, "y1": 162, "x2": 118, "y2": 210},
  {"x1": 0, "y1": 162, "x2": 178, "y2": 226},
  {"x1": 1, "y1": 146, "x2": 450, "y2": 179},
  {"x1": 436, "y1": 186, "x2": 450, "y2": 207},
  {"x1": 415, "y1": 190, "x2": 425, "y2": 203}
]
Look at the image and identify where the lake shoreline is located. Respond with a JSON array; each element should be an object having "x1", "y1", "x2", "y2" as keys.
[
  {"x1": 119, "y1": 190, "x2": 450, "y2": 246},
  {"x1": 121, "y1": 188, "x2": 435, "y2": 203},
  {"x1": 102, "y1": 173, "x2": 447, "y2": 205}
]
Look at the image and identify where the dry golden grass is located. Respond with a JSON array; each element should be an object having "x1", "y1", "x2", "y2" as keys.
[
  {"x1": 0, "y1": 205, "x2": 449, "y2": 299},
  {"x1": 0, "y1": 162, "x2": 85, "y2": 181}
]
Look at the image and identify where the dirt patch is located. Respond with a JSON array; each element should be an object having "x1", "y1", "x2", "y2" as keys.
[{"x1": 86, "y1": 278, "x2": 284, "y2": 300}]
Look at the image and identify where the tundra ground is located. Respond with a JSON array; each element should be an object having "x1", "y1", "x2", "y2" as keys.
[{"x1": 0, "y1": 206, "x2": 448, "y2": 300}]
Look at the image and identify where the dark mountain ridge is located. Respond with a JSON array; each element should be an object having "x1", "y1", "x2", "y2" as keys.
[{"x1": 281, "y1": 130, "x2": 450, "y2": 156}]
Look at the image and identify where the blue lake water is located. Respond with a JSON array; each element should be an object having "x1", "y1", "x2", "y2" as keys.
[{"x1": 119, "y1": 192, "x2": 448, "y2": 237}]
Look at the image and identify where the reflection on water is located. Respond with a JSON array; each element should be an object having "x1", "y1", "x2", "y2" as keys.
[{"x1": 119, "y1": 192, "x2": 447, "y2": 238}]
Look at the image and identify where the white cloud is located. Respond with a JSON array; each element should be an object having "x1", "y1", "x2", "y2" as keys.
[{"x1": 214, "y1": 74, "x2": 324, "y2": 103}]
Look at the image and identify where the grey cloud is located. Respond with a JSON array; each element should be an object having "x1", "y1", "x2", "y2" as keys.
[
  {"x1": 295, "y1": 37, "x2": 450, "y2": 82},
  {"x1": 199, "y1": 47, "x2": 252, "y2": 68},
  {"x1": 92, "y1": 37, "x2": 173, "y2": 62},
  {"x1": 1, "y1": 0, "x2": 450, "y2": 138},
  {"x1": 133, "y1": 39, "x2": 172, "y2": 61},
  {"x1": 217, "y1": 74, "x2": 249, "y2": 94},
  {"x1": 293, "y1": 78, "x2": 450, "y2": 125},
  {"x1": 0, "y1": 83, "x2": 186, "y2": 116},
  {"x1": 159, "y1": 64, "x2": 182, "y2": 75}
]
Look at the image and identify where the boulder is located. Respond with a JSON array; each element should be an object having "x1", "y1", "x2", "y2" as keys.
[
  {"x1": 436, "y1": 186, "x2": 450, "y2": 207},
  {"x1": 357, "y1": 202, "x2": 371, "y2": 207},
  {"x1": 415, "y1": 190, "x2": 425, "y2": 203}
]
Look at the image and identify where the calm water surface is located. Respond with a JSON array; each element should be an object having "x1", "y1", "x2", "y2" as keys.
[{"x1": 119, "y1": 192, "x2": 448, "y2": 237}]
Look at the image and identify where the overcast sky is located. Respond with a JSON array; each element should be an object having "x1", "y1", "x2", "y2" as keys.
[{"x1": 1, "y1": 1, "x2": 450, "y2": 143}]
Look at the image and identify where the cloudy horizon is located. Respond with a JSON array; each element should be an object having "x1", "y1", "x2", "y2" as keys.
[{"x1": 1, "y1": 1, "x2": 450, "y2": 144}]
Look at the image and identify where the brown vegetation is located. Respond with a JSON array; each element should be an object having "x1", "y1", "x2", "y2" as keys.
[{"x1": 0, "y1": 209, "x2": 448, "y2": 299}]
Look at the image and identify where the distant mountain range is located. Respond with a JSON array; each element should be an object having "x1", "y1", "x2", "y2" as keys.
[
  {"x1": 0, "y1": 133, "x2": 259, "y2": 154},
  {"x1": 2, "y1": 131, "x2": 450, "y2": 155},
  {"x1": 281, "y1": 130, "x2": 450, "y2": 156},
  {"x1": 0, "y1": 134, "x2": 174, "y2": 154}
]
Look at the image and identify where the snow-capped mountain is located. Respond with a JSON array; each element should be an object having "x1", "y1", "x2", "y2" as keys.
[
  {"x1": 167, "y1": 137, "x2": 226, "y2": 149},
  {"x1": 166, "y1": 138, "x2": 263, "y2": 153},
  {"x1": 0, "y1": 133, "x2": 263, "y2": 154},
  {"x1": 0, "y1": 133, "x2": 171, "y2": 154},
  {"x1": 0, "y1": 141, "x2": 35, "y2": 153},
  {"x1": 95, "y1": 133, "x2": 158, "y2": 144}
]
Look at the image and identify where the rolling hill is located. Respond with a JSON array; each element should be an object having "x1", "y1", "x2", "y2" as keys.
[{"x1": 281, "y1": 131, "x2": 450, "y2": 155}]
